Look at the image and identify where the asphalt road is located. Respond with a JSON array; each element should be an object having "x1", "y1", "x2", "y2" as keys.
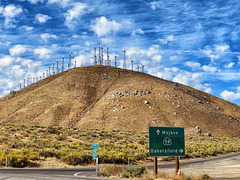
[{"x1": 0, "y1": 153, "x2": 239, "y2": 179}]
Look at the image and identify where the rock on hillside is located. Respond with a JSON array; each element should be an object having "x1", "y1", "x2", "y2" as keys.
[{"x1": 0, "y1": 65, "x2": 240, "y2": 137}]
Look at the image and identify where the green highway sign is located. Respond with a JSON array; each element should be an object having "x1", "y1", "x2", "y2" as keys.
[
  {"x1": 92, "y1": 149, "x2": 97, "y2": 160},
  {"x1": 91, "y1": 144, "x2": 98, "y2": 149},
  {"x1": 149, "y1": 126, "x2": 185, "y2": 157}
]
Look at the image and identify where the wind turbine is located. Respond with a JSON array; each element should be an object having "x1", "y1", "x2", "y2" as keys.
[{"x1": 140, "y1": 63, "x2": 146, "y2": 73}]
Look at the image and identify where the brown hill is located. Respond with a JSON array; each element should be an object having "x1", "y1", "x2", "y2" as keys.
[{"x1": 0, "y1": 65, "x2": 240, "y2": 137}]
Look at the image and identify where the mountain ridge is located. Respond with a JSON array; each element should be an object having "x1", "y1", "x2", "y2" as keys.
[{"x1": 0, "y1": 65, "x2": 240, "y2": 137}]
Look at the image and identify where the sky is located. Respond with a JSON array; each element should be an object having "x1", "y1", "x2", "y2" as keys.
[{"x1": 1, "y1": 0, "x2": 240, "y2": 106}]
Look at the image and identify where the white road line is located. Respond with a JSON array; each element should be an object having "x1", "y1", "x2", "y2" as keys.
[{"x1": 74, "y1": 172, "x2": 84, "y2": 177}]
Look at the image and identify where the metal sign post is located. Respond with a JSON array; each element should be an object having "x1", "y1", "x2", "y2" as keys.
[{"x1": 91, "y1": 144, "x2": 99, "y2": 177}]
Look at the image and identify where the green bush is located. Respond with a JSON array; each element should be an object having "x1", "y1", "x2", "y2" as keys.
[{"x1": 121, "y1": 166, "x2": 147, "y2": 178}]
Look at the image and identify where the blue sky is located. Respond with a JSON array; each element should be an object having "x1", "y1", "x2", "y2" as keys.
[{"x1": 1, "y1": 0, "x2": 240, "y2": 105}]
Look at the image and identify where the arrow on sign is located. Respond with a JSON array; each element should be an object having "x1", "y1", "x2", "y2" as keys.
[
  {"x1": 156, "y1": 129, "x2": 160, "y2": 135},
  {"x1": 179, "y1": 149, "x2": 184, "y2": 153}
]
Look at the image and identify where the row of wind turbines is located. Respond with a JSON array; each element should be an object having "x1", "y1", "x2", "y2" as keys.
[{"x1": 19, "y1": 47, "x2": 146, "y2": 90}]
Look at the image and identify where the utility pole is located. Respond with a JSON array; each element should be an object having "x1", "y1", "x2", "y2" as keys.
[
  {"x1": 43, "y1": 73, "x2": 45, "y2": 79},
  {"x1": 62, "y1": 57, "x2": 64, "y2": 72},
  {"x1": 69, "y1": 52, "x2": 71, "y2": 69},
  {"x1": 75, "y1": 61, "x2": 77, "y2": 68},
  {"x1": 94, "y1": 47, "x2": 97, "y2": 65},
  {"x1": 46, "y1": 70, "x2": 48, "y2": 77},
  {"x1": 101, "y1": 47, "x2": 103, "y2": 65},
  {"x1": 57, "y1": 61, "x2": 59, "y2": 73},
  {"x1": 53, "y1": 63, "x2": 55, "y2": 75},
  {"x1": 49, "y1": 66, "x2": 51, "y2": 76},
  {"x1": 123, "y1": 50, "x2": 126, "y2": 69},
  {"x1": 98, "y1": 47, "x2": 101, "y2": 65},
  {"x1": 107, "y1": 47, "x2": 109, "y2": 66},
  {"x1": 24, "y1": 79, "x2": 25, "y2": 88},
  {"x1": 131, "y1": 60, "x2": 133, "y2": 71},
  {"x1": 115, "y1": 56, "x2": 117, "y2": 67}
]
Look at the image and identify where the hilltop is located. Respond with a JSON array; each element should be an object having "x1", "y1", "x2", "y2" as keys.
[{"x1": 0, "y1": 65, "x2": 240, "y2": 137}]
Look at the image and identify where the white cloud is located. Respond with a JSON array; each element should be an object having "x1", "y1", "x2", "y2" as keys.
[
  {"x1": 156, "y1": 67, "x2": 179, "y2": 80},
  {"x1": 220, "y1": 90, "x2": 240, "y2": 101},
  {"x1": 184, "y1": 61, "x2": 201, "y2": 70},
  {"x1": 203, "y1": 45, "x2": 229, "y2": 62},
  {"x1": 41, "y1": 33, "x2": 57, "y2": 42},
  {"x1": 48, "y1": 0, "x2": 72, "y2": 7},
  {"x1": 215, "y1": 45, "x2": 229, "y2": 53},
  {"x1": 35, "y1": 14, "x2": 51, "y2": 23},
  {"x1": 19, "y1": 0, "x2": 44, "y2": 4},
  {"x1": 150, "y1": 1, "x2": 161, "y2": 10},
  {"x1": 158, "y1": 35, "x2": 175, "y2": 45},
  {"x1": 0, "y1": 55, "x2": 15, "y2": 67},
  {"x1": 202, "y1": 65, "x2": 217, "y2": 73},
  {"x1": 34, "y1": 48, "x2": 52, "y2": 59},
  {"x1": 237, "y1": 86, "x2": 240, "y2": 92},
  {"x1": 73, "y1": 54, "x2": 89, "y2": 66},
  {"x1": 131, "y1": 29, "x2": 144, "y2": 36},
  {"x1": 0, "y1": 6, "x2": 3, "y2": 14},
  {"x1": 64, "y1": 3, "x2": 91, "y2": 28},
  {"x1": 9, "y1": 45, "x2": 27, "y2": 56},
  {"x1": 21, "y1": 26, "x2": 34, "y2": 31},
  {"x1": 2, "y1": 5, "x2": 23, "y2": 28},
  {"x1": 173, "y1": 72, "x2": 211, "y2": 93},
  {"x1": 91, "y1": 16, "x2": 121, "y2": 37},
  {"x1": 225, "y1": 62, "x2": 235, "y2": 68}
]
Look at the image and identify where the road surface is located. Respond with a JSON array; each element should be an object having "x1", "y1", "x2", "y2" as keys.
[{"x1": 0, "y1": 153, "x2": 239, "y2": 179}]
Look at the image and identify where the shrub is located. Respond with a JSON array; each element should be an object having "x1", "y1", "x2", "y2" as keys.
[
  {"x1": 8, "y1": 151, "x2": 29, "y2": 168},
  {"x1": 122, "y1": 166, "x2": 147, "y2": 178},
  {"x1": 27, "y1": 152, "x2": 39, "y2": 161}
]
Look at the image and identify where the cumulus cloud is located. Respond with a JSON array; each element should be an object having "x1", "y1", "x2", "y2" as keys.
[
  {"x1": 64, "y1": 3, "x2": 91, "y2": 28},
  {"x1": 91, "y1": 16, "x2": 121, "y2": 37},
  {"x1": 9, "y1": 45, "x2": 27, "y2": 56},
  {"x1": 215, "y1": 45, "x2": 229, "y2": 53},
  {"x1": 0, "y1": 55, "x2": 15, "y2": 67},
  {"x1": 35, "y1": 14, "x2": 51, "y2": 23},
  {"x1": 203, "y1": 45, "x2": 229, "y2": 62},
  {"x1": 1, "y1": 4, "x2": 23, "y2": 28},
  {"x1": 41, "y1": 33, "x2": 57, "y2": 42},
  {"x1": 184, "y1": 61, "x2": 201, "y2": 70},
  {"x1": 202, "y1": 65, "x2": 217, "y2": 73},
  {"x1": 131, "y1": 29, "x2": 144, "y2": 36},
  {"x1": 150, "y1": 1, "x2": 161, "y2": 10},
  {"x1": 48, "y1": 0, "x2": 72, "y2": 7},
  {"x1": 173, "y1": 72, "x2": 212, "y2": 93},
  {"x1": 225, "y1": 62, "x2": 235, "y2": 68},
  {"x1": 34, "y1": 48, "x2": 52, "y2": 59},
  {"x1": 73, "y1": 54, "x2": 92, "y2": 66},
  {"x1": 21, "y1": 26, "x2": 34, "y2": 31},
  {"x1": 220, "y1": 90, "x2": 240, "y2": 101},
  {"x1": 158, "y1": 35, "x2": 175, "y2": 45}
]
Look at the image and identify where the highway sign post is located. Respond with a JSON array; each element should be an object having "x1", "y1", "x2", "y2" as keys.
[
  {"x1": 91, "y1": 144, "x2": 98, "y2": 177},
  {"x1": 149, "y1": 126, "x2": 185, "y2": 176}
]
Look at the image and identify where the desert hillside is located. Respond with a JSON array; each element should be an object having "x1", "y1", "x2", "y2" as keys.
[{"x1": 0, "y1": 65, "x2": 240, "y2": 137}]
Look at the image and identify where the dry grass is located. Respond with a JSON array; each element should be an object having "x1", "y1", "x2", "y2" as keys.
[{"x1": 0, "y1": 123, "x2": 239, "y2": 168}]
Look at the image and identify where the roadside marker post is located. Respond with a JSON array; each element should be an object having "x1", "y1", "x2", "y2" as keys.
[
  {"x1": 91, "y1": 144, "x2": 99, "y2": 177},
  {"x1": 149, "y1": 126, "x2": 185, "y2": 177}
]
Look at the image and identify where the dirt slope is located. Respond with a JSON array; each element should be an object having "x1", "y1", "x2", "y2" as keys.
[{"x1": 0, "y1": 65, "x2": 240, "y2": 137}]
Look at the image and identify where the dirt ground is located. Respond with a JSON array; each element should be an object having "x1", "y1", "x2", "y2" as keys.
[{"x1": 158, "y1": 153, "x2": 240, "y2": 179}]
